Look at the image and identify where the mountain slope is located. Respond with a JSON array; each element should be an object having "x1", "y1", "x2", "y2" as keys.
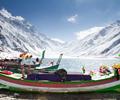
[
  {"x1": 0, "y1": 9, "x2": 63, "y2": 58},
  {"x1": 0, "y1": 8, "x2": 119, "y2": 58},
  {"x1": 62, "y1": 21, "x2": 120, "y2": 57}
]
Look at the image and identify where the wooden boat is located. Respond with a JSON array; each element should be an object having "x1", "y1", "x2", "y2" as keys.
[
  {"x1": 36, "y1": 64, "x2": 59, "y2": 72},
  {"x1": 1, "y1": 55, "x2": 119, "y2": 93},
  {"x1": 1, "y1": 61, "x2": 41, "y2": 68},
  {"x1": 0, "y1": 71, "x2": 120, "y2": 93},
  {"x1": 0, "y1": 64, "x2": 120, "y2": 93},
  {"x1": 115, "y1": 57, "x2": 120, "y2": 59},
  {"x1": 35, "y1": 53, "x2": 63, "y2": 72},
  {"x1": 0, "y1": 70, "x2": 13, "y2": 75},
  {"x1": 114, "y1": 54, "x2": 120, "y2": 59},
  {"x1": 0, "y1": 51, "x2": 62, "y2": 73},
  {"x1": 0, "y1": 50, "x2": 46, "y2": 69},
  {"x1": 0, "y1": 58, "x2": 41, "y2": 70}
]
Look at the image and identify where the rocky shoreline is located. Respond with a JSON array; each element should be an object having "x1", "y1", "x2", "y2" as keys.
[{"x1": 0, "y1": 89, "x2": 120, "y2": 100}]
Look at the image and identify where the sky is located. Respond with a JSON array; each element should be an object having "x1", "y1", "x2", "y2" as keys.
[{"x1": 0, "y1": 0, "x2": 120, "y2": 41}]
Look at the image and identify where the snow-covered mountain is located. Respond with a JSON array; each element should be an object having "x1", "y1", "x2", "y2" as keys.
[
  {"x1": 0, "y1": 8, "x2": 119, "y2": 58},
  {"x1": 0, "y1": 9, "x2": 63, "y2": 58},
  {"x1": 62, "y1": 21, "x2": 120, "y2": 57},
  {"x1": 76, "y1": 27, "x2": 103, "y2": 40}
]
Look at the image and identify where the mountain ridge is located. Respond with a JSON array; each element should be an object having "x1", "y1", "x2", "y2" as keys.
[
  {"x1": 61, "y1": 20, "x2": 120, "y2": 57},
  {"x1": 0, "y1": 9, "x2": 63, "y2": 58},
  {"x1": 0, "y1": 8, "x2": 119, "y2": 58}
]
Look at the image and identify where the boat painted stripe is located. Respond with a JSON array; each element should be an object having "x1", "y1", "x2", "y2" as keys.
[
  {"x1": 1, "y1": 78, "x2": 120, "y2": 92},
  {"x1": 0, "y1": 75, "x2": 117, "y2": 88}
]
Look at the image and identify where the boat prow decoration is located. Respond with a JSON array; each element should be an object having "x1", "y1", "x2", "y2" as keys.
[{"x1": 36, "y1": 53, "x2": 63, "y2": 72}]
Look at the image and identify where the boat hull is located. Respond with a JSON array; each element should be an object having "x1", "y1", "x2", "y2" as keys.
[
  {"x1": 36, "y1": 64, "x2": 59, "y2": 72},
  {"x1": 0, "y1": 74, "x2": 120, "y2": 93},
  {"x1": 27, "y1": 73, "x2": 91, "y2": 82},
  {"x1": 5, "y1": 63, "x2": 40, "y2": 68}
]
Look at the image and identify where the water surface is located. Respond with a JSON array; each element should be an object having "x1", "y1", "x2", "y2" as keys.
[{"x1": 42, "y1": 57, "x2": 120, "y2": 73}]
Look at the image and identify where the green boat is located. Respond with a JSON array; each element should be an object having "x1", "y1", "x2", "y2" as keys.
[
  {"x1": 1, "y1": 61, "x2": 41, "y2": 68},
  {"x1": 35, "y1": 53, "x2": 63, "y2": 72},
  {"x1": 36, "y1": 64, "x2": 59, "y2": 72},
  {"x1": 0, "y1": 69, "x2": 120, "y2": 93},
  {"x1": 0, "y1": 50, "x2": 46, "y2": 69},
  {"x1": 0, "y1": 63, "x2": 119, "y2": 93}
]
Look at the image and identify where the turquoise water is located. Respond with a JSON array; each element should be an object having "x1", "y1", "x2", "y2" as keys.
[{"x1": 41, "y1": 57, "x2": 120, "y2": 73}]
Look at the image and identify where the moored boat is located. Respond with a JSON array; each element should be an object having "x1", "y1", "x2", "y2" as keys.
[
  {"x1": 0, "y1": 64, "x2": 120, "y2": 93},
  {"x1": 114, "y1": 54, "x2": 120, "y2": 59},
  {"x1": 0, "y1": 72, "x2": 119, "y2": 93},
  {"x1": 35, "y1": 53, "x2": 63, "y2": 72},
  {"x1": 0, "y1": 51, "x2": 62, "y2": 72}
]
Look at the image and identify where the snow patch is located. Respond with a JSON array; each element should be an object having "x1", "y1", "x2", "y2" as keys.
[
  {"x1": 75, "y1": 27, "x2": 103, "y2": 40},
  {"x1": 51, "y1": 38, "x2": 65, "y2": 44}
]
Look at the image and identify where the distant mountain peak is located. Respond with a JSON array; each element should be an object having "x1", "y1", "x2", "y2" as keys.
[
  {"x1": 110, "y1": 20, "x2": 120, "y2": 26},
  {"x1": 0, "y1": 8, "x2": 63, "y2": 58},
  {"x1": 0, "y1": 8, "x2": 24, "y2": 21},
  {"x1": 115, "y1": 20, "x2": 120, "y2": 23},
  {"x1": 0, "y1": 8, "x2": 12, "y2": 18},
  {"x1": 0, "y1": 8, "x2": 119, "y2": 57},
  {"x1": 62, "y1": 20, "x2": 120, "y2": 57}
]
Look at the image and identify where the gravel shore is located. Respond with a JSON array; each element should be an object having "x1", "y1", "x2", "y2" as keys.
[{"x1": 0, "y1": 89, "x2": 120, "y2": 100}]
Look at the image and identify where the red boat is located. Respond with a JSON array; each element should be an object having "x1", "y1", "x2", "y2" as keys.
[{"x1": 0, "y1": 70, "x2": 13, "y2": 75}]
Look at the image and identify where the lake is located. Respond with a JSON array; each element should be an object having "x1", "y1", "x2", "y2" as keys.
[{"x1": 42, "y1": 57, "x2": 120, "y2": 72}]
